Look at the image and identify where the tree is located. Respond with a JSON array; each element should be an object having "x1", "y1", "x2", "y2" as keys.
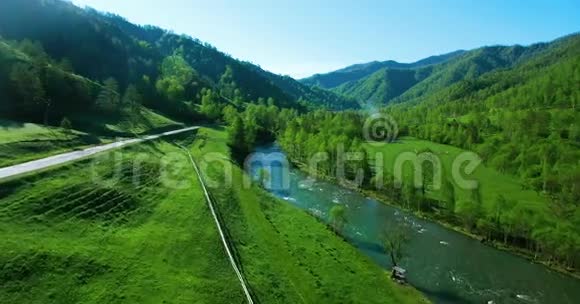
[
  {"x1": 58, "y1": 58, "x2": 74, "y2": 73},
  {"x1": 95, "y1": 77, "x2": 120, "y2": 113},
  {"x1": 442, "y1": 178, "x2": 456, "y2": 218},
  {"x1": 329, "y1": 205, "x2": 347, "y2": 234},
  {"x1": 122, "y1": 84, "x2": 142, "y2": 109},
  {"x1": 219, "y1": 65, "x2": 237, "y2": 99},
  {"x1": 59, "y1": 117, "x2": 73, "y2": 140},
  {"x1": 492, "y1": 194, "x2": 508, "y2": 226},
  {"x1": 244, "y1": 119, "x2": 258, "y2": 150},
  {"x1": 156, "y1": 54, "x2": 195, "y2": 102},
  {"x1": 455, "y1": 199, "x2": 482, "y2": 231},
  {"x1": 227, "y1": 116, "x2": 247, "y2": 162},
  {"x1": 402, "y1": 181, "x2": 416, "y2": 210},
  {"x1": 418, "y1": 148, "x2": 436, "y2": 195},
  {"x1": 381, "y1": 220, "x2": 411, "y2": 266},
  {"x1": 9, "y1": 63, "x2": 47, "y2": 121},
  {"x1": 160, "y1": 54, "x2": 194, "y2": 85},
  {"x1": 222, "y1": 105, "x2": 239, "y2": 125},
  {"x1": 200, "y1": 90, "x2": 222, "y2": 121},
  {"x1": 17, "y1": 39, "x2": 49, "y2": 64}
]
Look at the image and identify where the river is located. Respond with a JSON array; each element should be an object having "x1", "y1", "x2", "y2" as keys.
[{"x1": 248, "y1": 145, "x2": 580, "y2": 304}]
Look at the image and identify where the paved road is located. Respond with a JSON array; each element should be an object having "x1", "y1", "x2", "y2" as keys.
[{"x1": 0, "y1": 126, "x2": 199, "y2": 180}]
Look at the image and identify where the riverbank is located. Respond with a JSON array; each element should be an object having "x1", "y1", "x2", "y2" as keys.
[
  {"x1": 363, "y1": 189, "x2": 580, "y2": 280},
  {"x1": 191, "y1": 128, "x2": 431, "y2": 303},
  {"x1": 290, "y1": 159, "x2": 580, "y2": 280}
]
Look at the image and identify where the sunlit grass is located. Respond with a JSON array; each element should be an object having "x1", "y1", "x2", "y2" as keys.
[
  {"x1": 365, "y1": 137, "x2": 546, "y2": 212},
  {"x1": 0, "y1": 135, "x2": 244, "y2": 303}
]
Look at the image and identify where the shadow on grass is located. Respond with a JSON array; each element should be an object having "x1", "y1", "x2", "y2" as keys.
[{"x1": 0, "y1": 119, "x2": 25, "y2": 129}]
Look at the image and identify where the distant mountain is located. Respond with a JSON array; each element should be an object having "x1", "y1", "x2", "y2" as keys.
[
  {"x1": 332, "y1": 68, "x2": 427, "y2": 105},
  {"x1": 300, "y1": 50, "x2": 465, "y2": 89},
  {"x1": 392, "y1": 33, "x2": 580, "y2": 110},
  {"x1": 391, "y1": 42, "x2": 554, "y2": 104},
  {"x1": 302, "y1": 37, "x2": 576, "y2": 107},
  {"x1": 250, "y1": 66, "x2": 359, "y2": 110}
]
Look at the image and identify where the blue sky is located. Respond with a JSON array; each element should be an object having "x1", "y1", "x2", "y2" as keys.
[{"x1": 71, "y1": 0, "x2": 580, "y2": 78}]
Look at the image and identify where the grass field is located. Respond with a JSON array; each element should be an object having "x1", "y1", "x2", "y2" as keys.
[
  {"x1": 365, "y1": 137, "x2": 547, "y2": 214},
  {"x1": 189, "y1": 128, "x2": 428, "y2": 303},
  {"x1": 0, "y1": 127, "x2": 428, "y2": 303},
  {"x1": 0, "y1": 134, "x2": 245, "y2": 303},
  {"x1": 74, "y1": 108, "x2": 183, "y2": 136},
  {"x1": 0, "y1": 119, "x2": 104, "y2": 168},
  {"x1": 0, "y1": 109, "x2": 182, "y2": 168}
]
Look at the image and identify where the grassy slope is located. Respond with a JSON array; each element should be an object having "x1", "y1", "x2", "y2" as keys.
[
  {"x1": 0, "y1": 109, "x2": 182, "y2": 168},
  {"x1": 0, "y1": 119, "x2": 101, "y2": 168},
  {"x1": 74, "y1": 108, "x2": 183, "y2": 136},
  {"x1": 190, "y1": 128, "x2": 428, "y2": 303},
  {"x1": 365, "y1": 137, "x2": 546, "y2": 216},
  {"x1": 0, "y1": 137, "x2": 244, "y2": 303}
]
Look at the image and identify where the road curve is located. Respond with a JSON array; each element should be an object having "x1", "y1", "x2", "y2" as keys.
[{"x1": 0, "y1": 126, "x2": 199, "y2": 181}]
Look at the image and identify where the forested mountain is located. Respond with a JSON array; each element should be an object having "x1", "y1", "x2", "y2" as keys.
[
  {"x1": 390, "y1": 40, "x2": 557, "y2": 104},
  {"x1": 0, "y1": 0, "x2": 353, "y2": 131},
  {"x1": 249, "y1": 67, "x2": 360, "y2": 110},
  {"x1": 380, "y1": 33, "x2": 580, "y2": 268},
  {"x1": 302, "y1": 37, "x2": 578, "y2": 107},
  {"x1": 300, "y1": 50, "x2": 464, "y2": 89},
  {"x1": 332, "y1": 67, "x2": 430, "y2": 105}
]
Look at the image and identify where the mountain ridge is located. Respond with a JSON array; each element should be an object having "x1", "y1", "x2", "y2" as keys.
[
  {"x1": 300, "y1": 50, "x2": 465, "y2": 89},
  {"x1": 300, "y1": 34, "x2": 579, "y2": 107}
]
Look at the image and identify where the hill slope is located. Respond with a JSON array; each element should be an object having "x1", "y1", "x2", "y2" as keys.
[
  {"x1": 0, "y1": 0, "x2": 353, "y2": 130},
  {"x1": 302, "y1": 37, "x2": 577, "y2": 107},
  {"x1": 332, "y1": 67, "x2": 430, "y2": 105},
  {"x1": 378, "y1": 33, "x2": 580, "y2": 270},
  {"x1": 301, "y1": 50, "x2": 464, "y2": 89}
]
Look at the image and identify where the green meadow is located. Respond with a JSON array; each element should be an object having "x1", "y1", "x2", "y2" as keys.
[
  {"x1": 0, "y1": 109, "x2": 182, "y2": 168},
  {"x1": 0, "y1": 134, "x2": 245, "y2": 304},
  {"x1": 190, "y1": 128, "x2": 428, "y2": 303},
  {"x1": 0, "y1": 128, "x2": 428, "y2": 303},
  {"x1": 365, "y1": 136, "x2": 547, "y2": 218}
]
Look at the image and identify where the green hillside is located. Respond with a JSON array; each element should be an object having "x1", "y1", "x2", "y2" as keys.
[
  {"x1": 0, "y1": 136, "x2": 247, "y2": 304},
  {"x1": 333, "y1": 68, "x2": 427, "y2": 105},
  {"x1": 300, "y1": 36, "x2": 579, "y2": 107},
  {"x1": 391, "y1": 40, "x2": 558, "y2": 104},
  {"x1": 301, "y1": 50, "x2": 464, "y2": 89},
  {"x1": 0, "y1": 0, "x2": 349, "y2": 115}
]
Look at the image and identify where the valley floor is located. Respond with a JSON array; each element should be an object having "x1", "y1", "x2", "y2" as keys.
[{"x1": 0, "y1": 127, "x2": 428, "y2": 303}]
